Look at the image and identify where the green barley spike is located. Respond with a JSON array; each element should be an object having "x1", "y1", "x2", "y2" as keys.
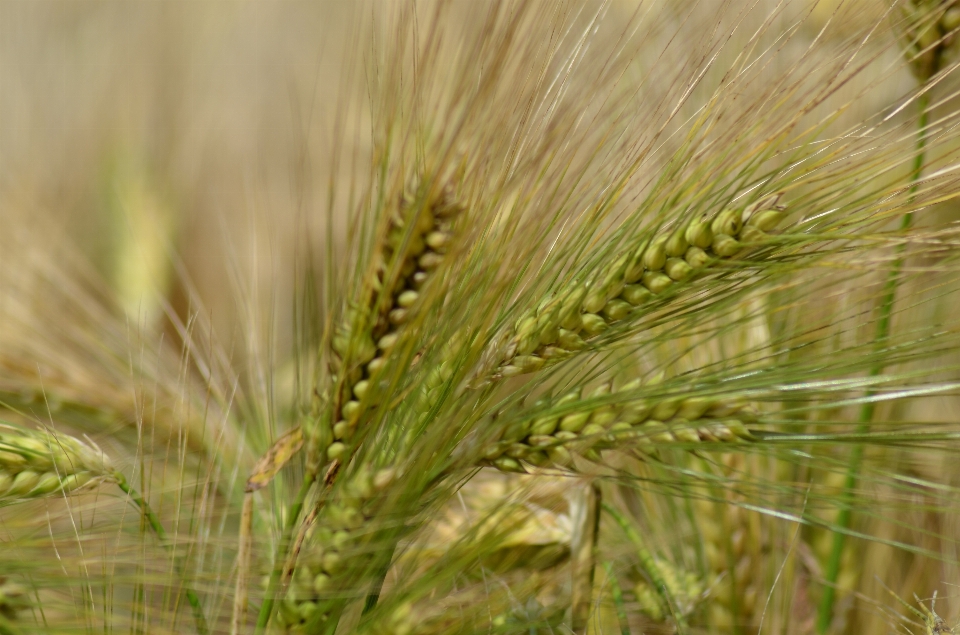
[
  {"x1": 488, "y1": 194, "x2": 785, "y2": 381},
  {"x1": 482, "y1": 380, "x2": 756, "y2": 473},
  {"x1": 309, "y1": 182, "x2": 463, "y2": 469},
  {"x1": 0, "y1": 422, "x2": 115, "y2": 502}
]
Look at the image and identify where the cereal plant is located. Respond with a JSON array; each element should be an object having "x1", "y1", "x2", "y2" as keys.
[{"x1": 2, "y1": 1, "x2": 960, "y2": 634}]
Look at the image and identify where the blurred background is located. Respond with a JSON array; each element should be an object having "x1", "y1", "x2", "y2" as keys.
[{"x1": 0, "y1": 0, "x2": 903, "y2": 360}]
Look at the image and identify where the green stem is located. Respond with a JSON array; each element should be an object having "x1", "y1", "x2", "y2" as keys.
[
  {"x1": 815, "y1": 90, "x2": 929, "y2": 634},
  {"x1": 114, "y1": 472, "x2": 209, "y2": 635},
  {"x1": 602, "y1": 561, "x2": 631, "y2": 635},
  {"x1": 0, "y1": 614, "x2": 22, "y2": 635},
  {"x1": 604, "y1": 502, "x2": 686, "y2": 631},
  {"x1": 361, "y1": 552, "x2": 395, "y2": 616},
  {"x1": 254, "y1": 472, "x2": 316, "y2": 634}
]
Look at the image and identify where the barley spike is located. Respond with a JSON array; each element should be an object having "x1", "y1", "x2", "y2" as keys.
[
  {"x1": 0, "y1": 422, "x2": 115, "y2": 502},
  {"x1": 486, "y1": 195, "x2": 786, "y2": 381}
]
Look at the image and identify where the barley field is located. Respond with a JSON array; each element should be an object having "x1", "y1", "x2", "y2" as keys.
[{"x1": 2, "y1": 1, "x2": 960, "y2": 634}]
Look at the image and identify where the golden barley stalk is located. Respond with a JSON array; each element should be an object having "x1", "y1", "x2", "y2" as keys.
[
  {"x1": 483, "y1": 194, "x2": 786, "y2": 382},
  {"x1": 0, "y1": 422, "x2": 115, "y2": 501}
]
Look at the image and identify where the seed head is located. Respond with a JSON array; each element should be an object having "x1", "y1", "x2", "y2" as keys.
[
  {"x1": 0, "y1": 424, "x2": 115, "y2": 501},
  {"x1": 486, "y1": 196, "x2": 787, "y2": 382}
]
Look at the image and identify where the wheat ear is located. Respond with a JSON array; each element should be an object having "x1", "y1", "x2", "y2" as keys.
[{"x1": 485, "y1": 194, "x2": 785, "y2": 381}]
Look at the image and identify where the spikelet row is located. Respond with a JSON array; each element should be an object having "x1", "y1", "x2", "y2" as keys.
[
  {"x1": 319, "y1": 185, "x2": 462, "y2": 465},
  {"x1": 279, "y1": 467, "x2": 397, "y2": 631},
  {"x1": 0, "y1": 423, "x2": 114, "y2": 501},
  {"x1": 481, "y1": 381, "x2": 755, "y2": 474},
  {"x1": 488, "y1": 195, "x2": 786, "y2": 381}
]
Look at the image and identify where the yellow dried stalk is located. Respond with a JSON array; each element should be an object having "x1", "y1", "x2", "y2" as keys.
[
  {"x1": 481, "y1": 380, "x2": 756, "y2": 474},
  {"x1": 484, "y1": 194, "x2": 786, "y2": 382},
  {"x1": 314, "y1": 184, "x2": 463, "y2": 467},
  {"x1": 0, "y1": 423, "x2": 115, "y2": 501}
]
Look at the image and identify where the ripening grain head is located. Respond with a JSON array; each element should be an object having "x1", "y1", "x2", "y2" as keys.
[{"x1": 1, "y1": 1, "x2": 960, "y2": 634}]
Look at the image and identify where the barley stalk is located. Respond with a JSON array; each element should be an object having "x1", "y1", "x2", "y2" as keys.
[{"x1": 817, "y1": 4, "x2": 950, "y2": 627}]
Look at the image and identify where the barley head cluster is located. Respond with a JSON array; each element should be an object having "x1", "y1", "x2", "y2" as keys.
[
  {"x1": 279, "y1": 466, "x2": 397, "y2": 631},
  {"x1": 695, "y1": 454, "x2": 769, "y2": 631},
  {"x1": 632, "y1": 556, "x2": 704, "y2": 624},
  {"x1": 5, "y1": 2, "x2": 960, "y2": 635},
  {"x1": 901, "y1": 0, "x2": 960, "y2": 80}
]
